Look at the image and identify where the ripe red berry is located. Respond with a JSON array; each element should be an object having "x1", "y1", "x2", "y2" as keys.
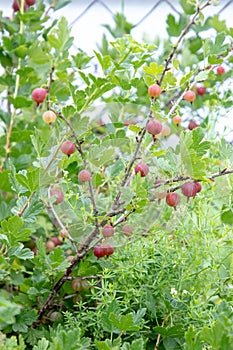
[
  {"x1": 188, "y1": 120, "x2": 199, "y2": 130},
  {"x1": 13, "y1": 0, "x2": 28, "y2": 11},
  {"x1": 196, "y1": 86, "x2": 206, "y2": 96},
  {"x1": 25, "y1": 0, "x2": 36, "y2": 5},
  {"x1": 148, "y1": 84, "x2": 162, "y2": 98},
  {"x1": 102, "y1": 225, "x2": 114, "y2": 237},
  {"x1": 51, "y1": 236, "x2": 62, "y2": 246},
  {"x1": 135, "y1": 163, "x2": 149, "y2": 177},
  {"x1": 173, "y1": 115, "x2": 182, "y2": 125},
  {"x1": 78, "y1": 169, "x2": 91, "y2": 182},
  {"x1": 122, "y1": 225, "x2": 133, "y2": 237},
  {"x1": 50, "y1": 189, "x2": 64, "y2": 204},
  {"x1": 46, "y1": 240, "x2": 55, "y2": 251},
  {"x1": 181, "y1": 182, "x2": 197, "y2": 200},
  {"x1": 194, "y1": 182, "x2": 202, "y2": 193},
  {"x1": 216, "y1": 66, "x2": 225, "y2": 75},
  {"x1": 103, "y1": 244, "x2": 114, "y2": 258},
  {"x1": 94, "y1": 245, "x2": 106, "y2": 259},
  {"x1": 146, "y1": 120, "x2": 163, "y2": 136},
  {"x1": 184, "y1": 90, "x2": 196, "y2": 102},
  {"x1": 32, "y1": 88, "x2": 47, "y2": 104},
  {"x1": 61, "y1": 141, "x2": 76, "y2": 156},
  {"x1": 166, "y1": 193, "x2": 180, "y2": 209}
]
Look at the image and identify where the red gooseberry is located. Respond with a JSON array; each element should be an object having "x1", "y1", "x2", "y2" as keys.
[
  {"x1": 196, "y1": 86, "x2": 206, "y2": 96},
  {"x1": 78, "y1": 170, "x2": 91, "y2": 182},
  {"x1": 166, "y1": 192, "x2": 180, "y2": 209},
  {"x1": 216, "y1": 66, "x2": 225, "y2": 75},
  {"x1": 146, "y1": 120, "x2": 163, "y2": 136},
  {"x1": 173, "y1": 115, "x2": 182, "y2": 125},
  {"x1": 148, "y1": 84, "x2": 162, "y2": 98},
  {"x1": 32, "y1": 88, "x2": 47, "y2": 104},
  {"x1": 135, "y1": 163, "x2": 149, "y2": 177},
  {"x1": 188, "y1": 120, "x2": 199, "y2": 130},
  {"x1": 26, "y1": 0, "x2": 36, "y2": 5},
  {"x1": 181, "y1": 182, "x2": 197, "y2": 200},
  {"x1": 184, "y1": 90, "x2": 196, "y2": 103},
  {"x1": 61, "y1": 141, "x2": 76, "y2": 156},
  {"x1": 102, "y1": 225, "x2": 114, "y2": 237},
  {"x1": 50, "y1": 189, "x2": 64, "y2": 204},
  {"x1": 194, "y1": 182, "x2": 202, "y2": 193}
]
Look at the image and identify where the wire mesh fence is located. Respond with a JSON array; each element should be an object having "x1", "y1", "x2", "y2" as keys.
[{"x1": 53, "y1": 0, "x2": 233, "y2": 53}]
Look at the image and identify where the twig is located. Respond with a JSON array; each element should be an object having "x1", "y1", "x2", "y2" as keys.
[
  {"x1": 112, "y1": 110, "x2": 153, "y2": 210},
  {"x1": 2, "y1": 2, "x2": 25, "y2": 169},
  {"x1": 18, "y1": 192, "x2": 35, "y2": 218},
  {"x1": 151, "y1": 168, "x2": 233, "y2": 197},
  {"x1": 88, "y1": 179, "x2": 99, "y2": 228},
  {"x1": 48, "y1": 186, "x2": 78, "y2": 253},
  {"x1": 154, "y1": 313, "x2": 168, "y2": 350},
  {"x1": 44, "y1": 0, "x2": 57, "y2": 17},
  {"x1": 54, "y1": 110, "x2": 85, "y2": 161},
  {"x1": 159, "y1": 0, "x2": 211, "y2": 86}
]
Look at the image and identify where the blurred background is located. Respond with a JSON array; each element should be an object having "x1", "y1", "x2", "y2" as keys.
[{"x1": 0, "y1": 0, "x2": 233, "y2": 54}]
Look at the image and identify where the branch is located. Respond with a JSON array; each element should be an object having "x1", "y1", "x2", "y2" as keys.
[
  {"x1": 159, "y1": 0, "x2": 211, "y2": 86},
  {"x1": 112, "y1": 110, "x2": 153, "y2": 210},
  {"x1": 54, "y1": 110, "x2": 85, "y2": 161},
  {"x1": 48, "y1": 186, "x2": 78, "y2": 253},
  {"x1": 2, "y1": 2, "x2": 25, "y2": 170},
  {"x1": 152, "y1": 168, "x2": 233, "y2": 196},
  {"x1": 154, "y1": 313, "x2": 168, "y2": 350}
]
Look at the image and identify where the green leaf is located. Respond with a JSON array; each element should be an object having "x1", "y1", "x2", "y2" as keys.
[
  {"x1": 194, "y1": 71, "x2": 209, "y2": 82},
  {"x1": 143, "y1": 62, "x2": 164, "y2": 76},
  {"x1": 109, "y1": 313, "x2": 140, "y2": 332},
  {"x1": 180, "y1": 71, "x2": 194, "y2": 86},
  {"x1": 8, "y1": 96, "x2": 32, "y2": 109},
  {"x1": 48, "y1": 247, "x2": 70, "y2": 272},
  {"x1": 221, "y1": 206, "x2": 233, "y2": 225},
  {"x1": 95, "y1": 340, "x2": 112, "y2": 350},
  {"x1": 32, "y1": 338, "x2": 49, "y2": 350},
  {"x1": 208, "y1": 15, "x2": 228, "y2": 33},
  {"x1": 161, "y1": 71, "x2": 177, "y2": 89},
  {"x1": 0, "y1": 292, "x2": 21, "y2": 328},
  {"x1": 180, "y1": 0, "x2": 196, "y2": 14},
  {"x1": 128, "y1": 125, "x2": 142, "y2": 133},
  {"x1": 0, "y1": 170, "x2": 11, "y2": 191},
  {"x1": 131, "y1": 339, "x2": 144, "y2": 350},
  {"x1": 166, "y1": 14, "x2": 186, "y2": 37},
  {"x1": 208, "y1": 55, "x2": 223, "y2": 64},
  {"x1": 172, "y1": 58, "x2": 179, "y2": 70},
  {"x1": 48, "y1": 17, "x2": 73, "y2": 51},
  {"x1": 15, "y1": 169, "x2": 40, "y2": 192},
  {"x1": 73, "y1": 90, "x2": 86, "y2": 110},
  {"x1": 184, "y1": 326, "x2": 203, "y2": 350},
  {"x1": 8, "y1": 244, "x2": 34, "y2": 260},
  {"x1": 12, "y1": 310, "x2": 37, "y2": 333},
  {"x1": 0, "y1": 216, "x2": 31, "y2": 245},
  {"x1": 62, "y1": 105, "x2": 76, "y2": 119},
  {"x1": 29, "y1": 42, "x2": 52, "y2": 65}
]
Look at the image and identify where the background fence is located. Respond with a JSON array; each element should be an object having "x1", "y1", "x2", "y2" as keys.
[{"x1": 1, "y1": 0, "x2": 233, "y2": 53}]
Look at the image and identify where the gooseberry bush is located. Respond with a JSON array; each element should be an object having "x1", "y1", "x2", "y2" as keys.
[{"x1": 0, "y1": 0, "x2": 233, "y2": 349}]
